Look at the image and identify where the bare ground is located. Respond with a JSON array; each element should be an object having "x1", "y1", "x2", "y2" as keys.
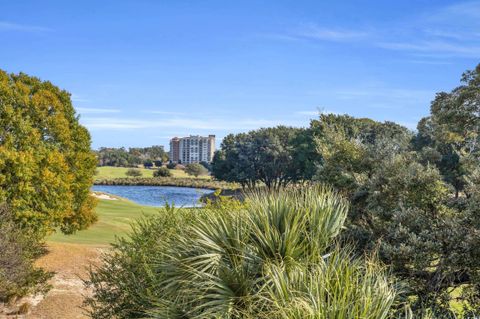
[{"x1": 2, "y1": 242, "x2": 105, "y2": 319}]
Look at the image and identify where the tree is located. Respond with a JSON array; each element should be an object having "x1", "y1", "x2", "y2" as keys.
[
  {"x1": 311, "y1": 112, "x2": 480, "y2": 315},
  {"x1": 311, "y1": 114, "x2": 412, "y2": 194},
  {"x1": 212, "y1": 126, "x2": 306, "y2": 190},
  {"x1": 125, "y1": 168, "x2": 142, "y2": 177},
  {"x1": 414, "y1": 64, "x2": 480, "y2": 197},
  {"x1": 143, "y1": 159, "x2": 153, "y2": 169},
  {"x1": 185, "y1": 163, "x2": 208, "y2": 177},
  {"x1": 211, "y1": 133, "x2": 257, "y2": 188},
  {"x1": 0, "y1": 70, "x2": 97, "y2": 236},
  {"x1": 153, "y1": 167, "x2": 172, "y2": 177},
  {"x1": 96, "y1": 146, "x2": 169, "y2": 168},
  {"x1": 96, "y1": 147, "x2": 141, "y2": 167}
]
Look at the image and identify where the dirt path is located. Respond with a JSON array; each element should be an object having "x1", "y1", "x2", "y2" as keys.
[{"x1": 25, "y1": 242, "x2": 105, "y2": 319}]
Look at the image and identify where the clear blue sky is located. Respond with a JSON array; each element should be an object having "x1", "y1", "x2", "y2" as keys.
[{"x1": 2, "y1": 1, "x2": 479, "y2": 149}]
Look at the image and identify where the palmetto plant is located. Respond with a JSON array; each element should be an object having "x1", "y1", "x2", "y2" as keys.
[{"x1": 148, "y1": 186, "x2": 398, "y2": 319}]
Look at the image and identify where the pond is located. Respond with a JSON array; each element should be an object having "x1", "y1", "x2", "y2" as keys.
[{"x1": 91, "y1": 185, "x2": 214, "y2": 207}]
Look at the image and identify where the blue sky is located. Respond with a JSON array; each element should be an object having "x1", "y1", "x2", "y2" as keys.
[{"x1": 1, "y1": 0, "x2": 479, "y2": 149}]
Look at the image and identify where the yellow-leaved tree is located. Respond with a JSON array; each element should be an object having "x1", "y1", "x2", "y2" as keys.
[{"x1": 0, "y1": 70, "x2": 97, "y2": 236}]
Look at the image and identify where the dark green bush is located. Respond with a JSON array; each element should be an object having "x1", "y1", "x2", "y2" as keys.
[
  {"x1": 125, "y1": 168, "x2": 142, "y2": 177},
  {"x1": 185, "y1": 163, "x2": 208, "y2": 177},
  {"x1": 153, "y1": 167, "x2": 172, "y2": 177}
]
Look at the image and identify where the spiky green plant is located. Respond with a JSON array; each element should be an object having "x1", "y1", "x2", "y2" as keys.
[
  {"x1": 263, "y1": 251, "x2": 395, "y2": 319},
  {"x1": 146, "y1": 186, "x2": 398, "y2": 319}
]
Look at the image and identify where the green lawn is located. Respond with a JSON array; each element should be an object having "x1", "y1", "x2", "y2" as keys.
[
  {"x1": 48, "y1": 197, "x2": 162, "y2": 245},
  {"x1": 95, "y1": 166, "x2": 211, "y2": 180}
]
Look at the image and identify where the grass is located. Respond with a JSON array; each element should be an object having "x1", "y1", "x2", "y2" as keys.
[
  {"x1": 48, "y1": 197, "x2": 162, "y2": 245},
  {"x1": 95, "y1": 166, "x2": 211, "y2": 180}
]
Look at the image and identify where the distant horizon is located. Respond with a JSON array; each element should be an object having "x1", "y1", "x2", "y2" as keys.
[{"x1": 2, "y1": 0, "x2": 479, "y2": 149}]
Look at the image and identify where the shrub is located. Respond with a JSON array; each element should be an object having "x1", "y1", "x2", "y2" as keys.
[
  {"x1": 143, "y1": 160, "x2": 153, "y2": 169},
  {"x1": 153, "y1": 167, "x2": 172, "y2": 177},
  {"x1": 84, "y1": 206, "x2": 201, "y2": 318},
  {"x1": 125, "y1": 168, "x2": 142, "y2": 177},
  {"x1": 86, "y1": 186, "x2": 397, "y2": 318},
  {"x1": 0, "y1": 204, "x2": 52, "y2": 302},
  {"x1": 185, "y1": 163, "x2": 208, "y2": 177},
  {"x1": 199, "y1": 161, "x2": 211, "y2": 171},
  {"x1": 166, "y1": 162, "x2": 176, "y2": 169}
]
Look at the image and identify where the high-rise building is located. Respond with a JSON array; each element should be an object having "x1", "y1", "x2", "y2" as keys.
[
  {"x1": 169, "y1": 135, "x2": 215, "y2": 164},
  {"x1": 169, "y1": 137, "x2": 180, "y2": 163}
]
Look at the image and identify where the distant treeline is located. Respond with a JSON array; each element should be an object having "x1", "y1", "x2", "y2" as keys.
[{"x1": 95, "y1": 146, "x2": 169, "y2": 167}]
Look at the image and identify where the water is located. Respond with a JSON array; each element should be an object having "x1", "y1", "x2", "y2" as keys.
[{"x1": 91, "y1": 185, "x2": 214, "y2": 207}]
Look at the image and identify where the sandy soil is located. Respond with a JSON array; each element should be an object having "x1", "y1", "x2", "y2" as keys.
[
  {"x1": 7, "y1": 242, "x2": 106, "y2": 319},
  {"x1": 91, "y1": 192, "x2": 117, "y2": 200}
]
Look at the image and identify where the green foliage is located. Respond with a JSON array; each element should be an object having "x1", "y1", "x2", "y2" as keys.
[
  {"x1": 264, "y1": 250, "x2": 395, "y2": 319},
  {"x1": 199, "y1": 160, "x2": 211, "y2": 171},
  {"x1": 203, "y1": 189, "x2": 245, "y2": 210},
  {"x1": 0, "y1": 204, "x2": 52, "y2": 302},
  {"x1": 87, "y1": 187, "x2": 397, "y2": 319},
  {"x1": 0, "y1": 70, "x2": 97, "y2": 236},
  {"x1": 415, "y1": 64, "x2": 480, "y2": 196},
  {"x1": 185, "y1": 163, "x2": 208, "y2": 177},
  {"x1": 96, "y1": 147, "x2": 141, "y2": 167},
  {"x1": 311, "y1": 113, "x2": 413, "y2": 194},
  {"x1": 311, "y1": 105, "x2": 480, "y2": 315},
  {"x1": 166, "y1": 162, "x2": 176, "y2": 169},
  {"x1": 153, "y1": 167, "x2": 173, "y2": 177},
  {"x1": 143, "y1": 159, "x2": 153, "y2": 168},
  {"x1": 212, "y1": 126, "x2": 308, "y2": 190},
  {"x1": 84, "y1": 208, "x2": 201, "y2": 318},
  {"x1": 96, "y1": 145, "x2": 168, "y2": 167},
  {"x1": 125, "y1": 168, "x2": 142, "y2": 177}
]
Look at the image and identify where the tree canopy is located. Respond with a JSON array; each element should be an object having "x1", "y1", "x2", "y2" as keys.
[
  {"x1": 0, "y1": 70, "x2": 97, "y2": 235},
  {"x1": 96, "y1": 145, "x2": 168, "y2": 167},
  {"x1": 212, "y1": 126, "x2": 307, "y2": 189}
]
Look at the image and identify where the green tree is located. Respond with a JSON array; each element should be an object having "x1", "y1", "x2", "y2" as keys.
[
  {"x1": 414, "y1": 64, "x2": 480, "y2": 197},
  {"x1": 0, "y1": 70, "x2": 97, "y2": 236},
  {"x1": 312, "y1": 114, "x2": 412, "y2": 194},
  {"x1": 143, "y1": 159, "x2": 153, "y2": 169},
  {"x1": 212, "y1": 133, "x2": 257, "y2": 188},
  {"x1": 312, "y1": 112, "x2": 480, "y2": 315},
  {"x1": 212, "y1": 126, "x2": 307, "y2": 190},
  {"x1": 96, "y1": 147, "x2": 141, "y2": 167},
  {"x1": 185, "y1": 163, "x2": 208, "y2": 177}
]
